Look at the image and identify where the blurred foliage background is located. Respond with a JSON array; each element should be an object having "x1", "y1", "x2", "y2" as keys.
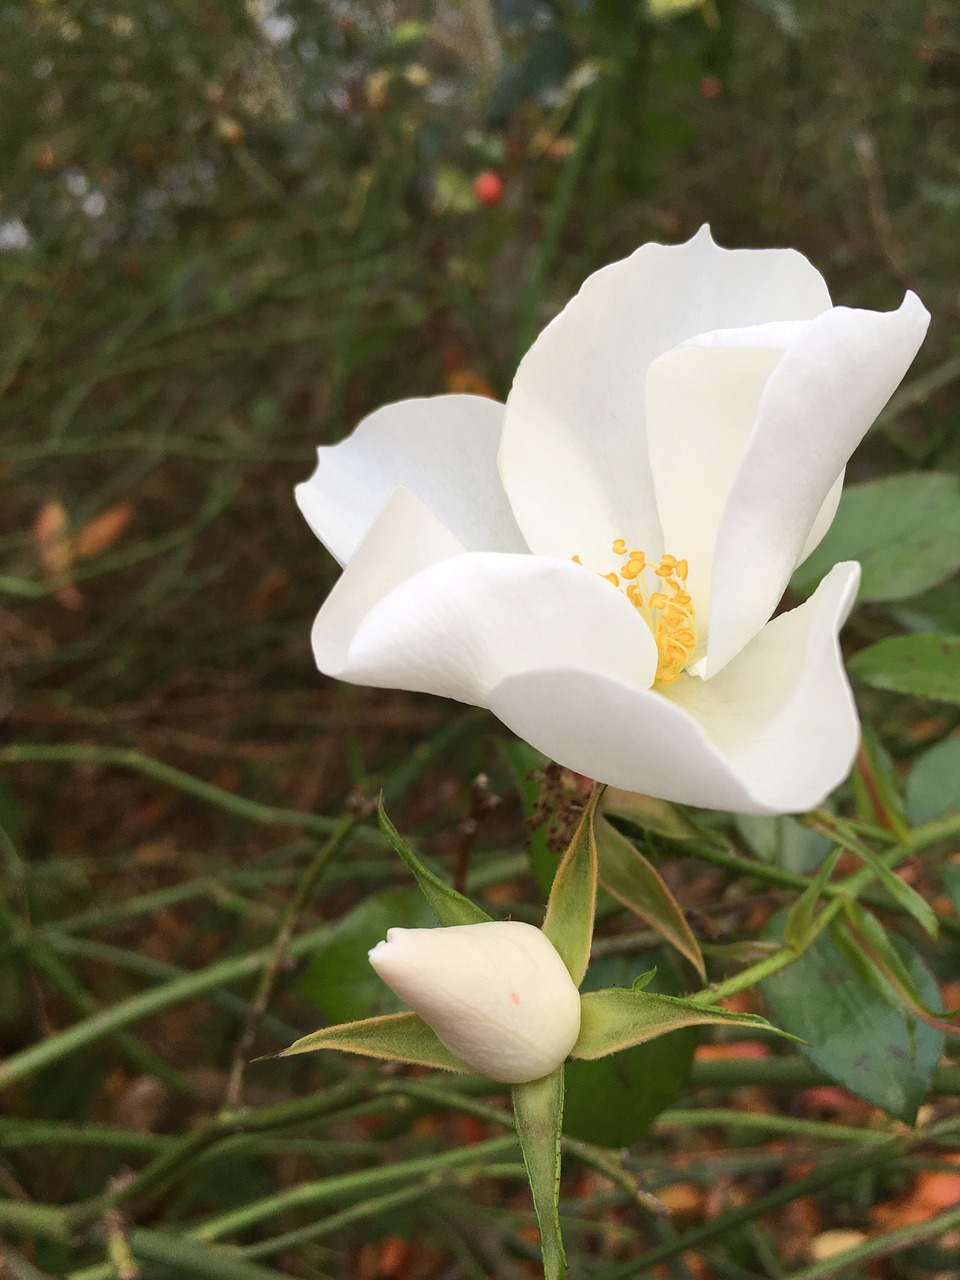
[{"x1": 2, "y1": 2, "x2": 960, "y2": 1278}]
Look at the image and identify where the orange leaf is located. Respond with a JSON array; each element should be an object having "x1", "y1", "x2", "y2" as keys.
[
  {"x1": 34, "y1": 500, "x2": 73, "y2": 577},
  {"x1": 72, "y1": 502, "x2": 134, "y2": 559}
]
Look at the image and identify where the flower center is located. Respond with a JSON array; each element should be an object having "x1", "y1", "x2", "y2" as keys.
[{"x1": 573, "y1": 539, "x2": 697, "y2": 684}]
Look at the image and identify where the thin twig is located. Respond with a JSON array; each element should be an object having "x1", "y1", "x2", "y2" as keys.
[
  {"x1": 221, "y1": 811, "x2": 361, "y2": 1113},
  {"x1": 452, "y1": 773, "x2": 502, "y2": 894}
]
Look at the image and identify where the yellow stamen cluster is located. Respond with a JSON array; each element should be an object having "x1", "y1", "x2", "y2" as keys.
[{"x1": 575, "y1": 539, "x2": 697, "y2": 684}]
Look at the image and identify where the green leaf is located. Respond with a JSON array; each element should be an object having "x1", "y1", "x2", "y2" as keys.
[
  {"x1": 791, "y1": 472, "x2": 960, "y2": 602},
  {"x1": 632, "y1": 967, "x2": 658, "y2": 991},
  {"x1": 563, "y1": 955, "x2": 694, "y2": 1147},
  {"x1": 894, "y1": 579, "x2": 960, "y2": 635},
  {"x1": 571, "y1": 988, "x2": 794, "y2": 1060},
  {"x1": 297, "y1": 889, "x2": 436, "y2": 1023},
  {"x1": 849, "y1": 633, "x2": 960, "y2": 705},
  {"x1": 512, "y1": 1066, "x2": 566, "y2": 1280},
  {"x1": 783, "y1": 848, "x2": 843, "y2": 950},
  {"x1": 837, "y1": 905, "x2": 958, "y2": 1030},
  {"x1": 844, "y1": 843, "x2": 938, "y2": 941},
  {"x1": 735, "y1": 814, "x2": 833, "y2": 874},
  {"x1": 761, "y1": 908, "x2": 944, "y2": 1122},
  {"x1": 499, "y1": 738, "x2": 556, "y2": 897},
  {"x1": 852, "y1": 722, "x2": 909, "y2": 838},
  {"x1": 906, "y1": 737, "x2": 960, "y2": 825},
  {"x1": 595, "y1": 816, "x2": 705, "y2": 979},
  {"x1": 600, "y1": 787, "x2": 702, "y2": 842},
  {"x1": 378, "y1": 797, "x2": 491, "y2": 927},
  {"x1": 542, "y1": 787, "x2": 601, "y2": 986},
  {"x1": 273, "y1": 1011, "x2": 468, "y2": 1073}
]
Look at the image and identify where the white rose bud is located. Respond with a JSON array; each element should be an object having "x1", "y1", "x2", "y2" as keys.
[{"x1": 368, "y1": 920, "x2": 581, "y2": 1084}]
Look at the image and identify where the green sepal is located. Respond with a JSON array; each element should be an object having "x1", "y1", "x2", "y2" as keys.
[
  {"x1": 600, "y1": 787, "x2": 702, "y2": 842},
  {"x1": 571, "y1": 988, "x2": 801, "y2": 1060},
  {"x1": 271, "y1": 1011, "x2": 469, "y2": 1072},
  {"x1": 541, "y1": 786, "x2": 601, "y2": 986},
  {"x1": 512, "y1": 1066, "x2": 566, "y2": 1280},
  {"x1": 378, "y1": 795, "x2": 491, "y2": 927},
  {"x1": 595, "y1": 816, "x2": 705, "y2": 979}
]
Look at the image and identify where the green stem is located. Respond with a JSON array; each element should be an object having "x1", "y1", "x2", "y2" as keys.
[
  {"x1": 598, "y1": 1118, "x2": 960, "y2": 1279},
  {"x1": 0, "y1": 922, "x2": 331, "y2": 1093},
  {"x1": 652, "y1": 1108, "x2": 892, "y2": 1145},
  {"x1": 689, "y1": 942, "x2": 800, "y2": 1005},
  {"x1": 909, "y1": 807, "x2": 960, "y2": 852},
  {"x1": 53, "y1": 1076, "x2": 372, "y2": 1236},
  {"x1": 238, "y1": 1183, "x2": 434, "y2": 1260},
  {"x1": 0, "y1": 744, "x2": 374, "y2": 843},
  {"x1": 0, "y1": 1117, "x2": 169, "y2": 1152},
  {"x1": 193, "y1": 1134, "x2": 519, "y2": 1242},
  {"x1": 221, "y1": 812, "x2": 359, "y2": 1113},
  {"x1": 688, "y1": 1056, "x2": 960, "y2": 1094},
  {"x1": 127, "y1": 1229, "x2": 292, "y2": 1280},
  {"x1": 512, "y1": 1069, "x2": 567, "y2": 1280},
  {"x1": 782, "y1": 1201, "x2": 960, "y2": 1280},
  {"x1": 688, "y1": 834, "x2": 960, "y2": 937},
  {"x1": 38, "y1": 934, "x2": 299, "y2": 1042},
  {"x1": 379, "y1": 1079, "x2": 658, "y2": 1214},
  {"x1": 0, "y1": 900, "x2": 189, "y2": 1094}
]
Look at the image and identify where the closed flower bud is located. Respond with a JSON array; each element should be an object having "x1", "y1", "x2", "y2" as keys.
[{"x1": 368, "y1": 920, "x2": 581, "y2": 1083}]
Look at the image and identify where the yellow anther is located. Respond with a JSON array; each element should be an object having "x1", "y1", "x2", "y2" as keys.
[{"x1": 573, "y1": 542, "x2": 697, "y2": 686}]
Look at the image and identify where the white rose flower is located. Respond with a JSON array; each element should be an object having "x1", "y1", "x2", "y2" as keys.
[
  {"x1": 297, "y1": 227, "x2": 929, "y2": 814},
  {"x1": 368, "y1": 920, "x2": 582, "y2": 1083}
]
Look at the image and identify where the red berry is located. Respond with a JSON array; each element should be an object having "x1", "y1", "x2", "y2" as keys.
[{"x1": 473, "y1": 170, "x2": 504, "y2": 206}]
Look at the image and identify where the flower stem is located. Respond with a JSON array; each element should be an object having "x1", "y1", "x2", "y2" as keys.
[{"x1": 688, "y1": 944, "x2": 799, "y2": 1005}]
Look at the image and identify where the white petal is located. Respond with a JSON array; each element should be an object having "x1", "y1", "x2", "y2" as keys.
[
  {"x1": 798, "y1": 471, "x2": 845, "y2": 564},
  {"x1": 499, "y1": 226, "x2": 831, "y2": 565},
  {"x1": 665, "y1": 562, "x2": 862, "y2": 813},
  {"x1": 645, "y1": 340, "x2": 848, "y2": 636},
  {"x1": 645, "y1": 344, "x2": 785, "y2": 636},
  {"x1": 319, "y1": 533, "x2": 658, "y2": 705},
  {"x1": 296, "y1": 395, "x2": 525, "y2": 566},
  {"x1": 486, "y1": 562, "x2": 861, "y2": 814},
  {"x1": 311, "y1": 486, "x2": 466, "y2": 676},
  {"x1": 701, "y1": 293, "x2": 929, "y2": 675},
  {"x1": 368, "y1": 921, "x2": 582, "y2": 1084}
]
